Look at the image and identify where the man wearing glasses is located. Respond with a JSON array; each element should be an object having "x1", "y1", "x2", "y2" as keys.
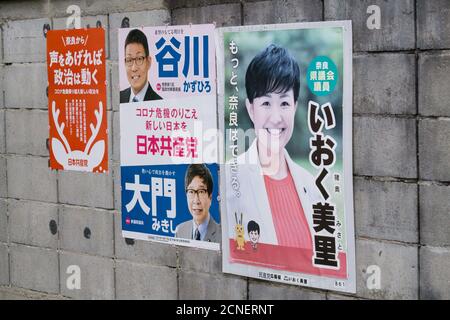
[
  {"x1": 175, "y1": 164, "x2": 221, "y2": 243},
  {"x1": 120, "y1": 29, "x2": 162, "y2": 103}
]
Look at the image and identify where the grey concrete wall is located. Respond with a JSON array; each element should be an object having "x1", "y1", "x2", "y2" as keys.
[{"x1": 0, "y1": 0, "x2": 449, "y2": 300}]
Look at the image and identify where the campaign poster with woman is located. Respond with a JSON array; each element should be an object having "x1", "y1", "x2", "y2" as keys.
[{"x1": 217, "y1": 21, "x2": 355, "y2": 293}]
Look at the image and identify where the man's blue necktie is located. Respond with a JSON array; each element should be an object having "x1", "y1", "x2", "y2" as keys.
[
  {"x1": 194, "y1": 228, "x2": 201, "y2": 241},
  {"x1": 132, "y1": 96, "x2": 139, "y2": 102}
]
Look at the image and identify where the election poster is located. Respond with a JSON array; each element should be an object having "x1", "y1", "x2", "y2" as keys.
[
  {"x1": 119, "y1": 24, "x2": 221, "y2": 250},
  {"x1": 47, "y1": 28, "x2": 108, "y2": 172},
  {"x1": 217, "y1": 21, "x2": 356, "y2": 292}
]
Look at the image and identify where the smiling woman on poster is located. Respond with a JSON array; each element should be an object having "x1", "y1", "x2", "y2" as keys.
[{"x1": 226, "y1": 44, "x2": 322, "y2": 268}]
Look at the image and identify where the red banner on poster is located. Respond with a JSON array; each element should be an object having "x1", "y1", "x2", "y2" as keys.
[{"x1": 47, "y1": 28, "x2": 108, "y2": 172}]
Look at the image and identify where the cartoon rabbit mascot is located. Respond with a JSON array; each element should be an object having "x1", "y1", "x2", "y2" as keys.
[{"x1": 234, "y1": 212, "x2": 246, "y2": 250}]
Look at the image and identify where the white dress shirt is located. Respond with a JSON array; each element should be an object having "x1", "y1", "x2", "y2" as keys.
[{"x1": 129, "y1": 81, "x2": 149, "y2": 103}]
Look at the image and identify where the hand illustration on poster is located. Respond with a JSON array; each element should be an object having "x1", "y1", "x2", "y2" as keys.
[
  {"x1": 119, "y1": 24, "x2": 221, "y2": 250},
  {"x1": 51, "y1": 100, "x2": 105, "y2": 171}
]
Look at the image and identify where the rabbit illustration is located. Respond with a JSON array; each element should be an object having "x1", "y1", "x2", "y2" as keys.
[{"x1": 234, "y1": 212, "x2": 246, "y2": 250}]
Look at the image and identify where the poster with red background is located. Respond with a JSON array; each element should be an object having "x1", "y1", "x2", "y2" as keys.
[{"x1": 47, "y1": 28, "x2": 108, "y2": 173}]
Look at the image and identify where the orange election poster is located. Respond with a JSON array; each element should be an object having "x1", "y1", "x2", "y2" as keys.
[{"x1": 47, "y1": 28, "x2": 108, "y2": 173}]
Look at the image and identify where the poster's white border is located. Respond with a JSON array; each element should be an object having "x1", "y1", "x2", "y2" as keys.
[
  {"x1": 122, "y1": 230, "x2": 220, "y2": 250},
  {"x1": 216, "y1": 20, "x2": 355, "y2": 293}
]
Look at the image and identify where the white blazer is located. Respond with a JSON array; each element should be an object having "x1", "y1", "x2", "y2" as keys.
[{"x1": 225, "y1": 140, "x2": 322, "y2": 245}]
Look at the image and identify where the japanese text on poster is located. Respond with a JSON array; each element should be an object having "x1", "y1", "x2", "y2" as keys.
[
  {"x1": 119, "y1": 24, "x2": 221, "y2": 250},
  {"x1": 218, "y1": 21, "x2": 355, "y2": 292},
  {"x1": 47, "y1": 28, "x2": 108, "y2": 172}
]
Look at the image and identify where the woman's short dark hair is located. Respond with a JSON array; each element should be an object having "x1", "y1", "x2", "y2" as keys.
[
  {"x1": 247, "y1": 220, "x2": 260, "y2": 234},
  {"x1": 185, "y1": 164, "x2": 213, "y2": 196},
  {"x1": 124, "y1": 29, "x2": 149, "y2": 57},
  {"x1": 245, "y1": 44, "x2": 300, "y2": 103}
]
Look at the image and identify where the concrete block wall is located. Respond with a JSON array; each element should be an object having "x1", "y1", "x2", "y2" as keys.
[{"x1": 0, "y1": 0, "x2": 448, "y2": 300}]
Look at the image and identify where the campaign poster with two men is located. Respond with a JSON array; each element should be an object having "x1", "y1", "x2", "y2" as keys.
[{"x1": 119, "y1": 24, "x2": 221, "y2": 250}]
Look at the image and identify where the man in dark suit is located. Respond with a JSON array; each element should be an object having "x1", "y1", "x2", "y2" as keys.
[
  {"x1": 120, "y1": 29, "x2": 162, "y2": 103},
  {"x1": 175, "y1": 164, "x2": 221, "y2": 243}
]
